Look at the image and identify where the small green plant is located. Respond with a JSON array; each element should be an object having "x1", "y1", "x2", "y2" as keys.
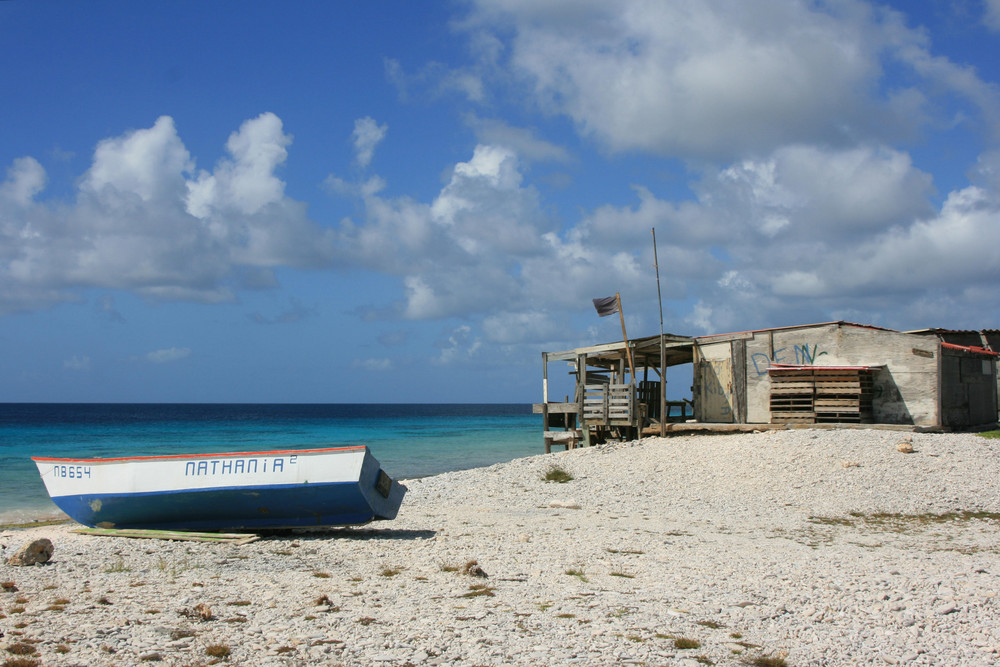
[
  {"x1": 977, "y1": 430, "x2": 1000, "y2": 439},
  {"x1": 379, "y1": 566, "x2": 402, "y2": 577},
  {"x1": 564, "y1": 567, "x2": 588, "y2": 582},
  {"x1": 555, "y1": 612, "x2": 575, "y2": 618},
  {"x1": 104, "y1": 556, "x2": 129, "y2": 573},
  {"x1": 543, "y1": 465, "x2": 574, "y2": 483},
  {"x1": 227, "y1": 600, "x2": 251, "y2": 606},
  {"x1": 609, "y1": 571, "x2": 634, "y2": 578},
  {"x1": 730, "y1": 632, "x2": 743, "y2": 639},
  {"x1": 697, "y1": 620, "x2": 724, "y2": 629},
  {"x1": 674, "y1": 637, "x2": 701, "y2": 650},
  {"x1": 205, "y1": 644, "x2": 230, "y2": 658},
  {"x1": 313, "y1": 572, "x2": 331, "y2": 578}
]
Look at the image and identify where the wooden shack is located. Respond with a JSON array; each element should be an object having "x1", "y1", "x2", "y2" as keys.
[
  {"x1": 536, "y1": 322, "x2": 998, "y2": 447},
  {"x1": 534, "y1": 334, "x2": 694, "y2": 450},
  {"x1": 693, "y1": 322, "x2": 998, "y2": 428}
]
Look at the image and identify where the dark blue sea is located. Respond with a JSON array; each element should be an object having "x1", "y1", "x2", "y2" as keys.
[{"x1": 0, "y1": 403, "x2": 539, "y2": 523}]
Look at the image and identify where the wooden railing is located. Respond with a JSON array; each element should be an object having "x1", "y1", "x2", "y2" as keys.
[{"x1": 583, "y1": 384, "x2": 634, "y2": 424}]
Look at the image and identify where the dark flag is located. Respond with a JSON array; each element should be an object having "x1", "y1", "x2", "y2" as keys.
[{"x1": 592, "y1": 295, "x2": 619, "y2": 317}]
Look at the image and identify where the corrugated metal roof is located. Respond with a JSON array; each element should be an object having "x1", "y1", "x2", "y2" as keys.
[{"x1": 695, "y1": 320, "x2": 896, "y2": 341}]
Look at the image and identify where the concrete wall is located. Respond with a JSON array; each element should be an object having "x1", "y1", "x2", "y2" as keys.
[{"x1": 696, "y1": 324, "x2": 942, "y2": 426}]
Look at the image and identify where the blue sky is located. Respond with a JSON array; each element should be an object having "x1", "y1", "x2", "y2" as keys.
[{"x1": 1, "y1": 0, "x2": 999, "y2": 403}]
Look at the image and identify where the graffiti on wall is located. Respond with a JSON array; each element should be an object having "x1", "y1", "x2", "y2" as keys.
[{"x1": 751, "y1": 344, "x2": 828, "y2": 376}]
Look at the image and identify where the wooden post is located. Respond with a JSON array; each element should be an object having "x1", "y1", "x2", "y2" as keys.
[
  {"x1": 615, "y1": 292, "x2": 636, "y2": 384},
  {"x1": 542, "y1": 352, "x2": 549, "y2": 451}
]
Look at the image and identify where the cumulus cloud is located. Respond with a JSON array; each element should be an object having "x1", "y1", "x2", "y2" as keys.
[
  {"x1": 456, "y1": 0, "x2": 1000, "y2": 157},
  {"x1": 0, "y1": 113, "x2": 336, "y2": 315},
  {"x1": 464, "y1": 114, "x2": 571, "y2": 164},
  {"x1": 0, "y1": 157, "x2": 46, "y2": 207},
  {"x1": 351, "y1": 117, "x2": 388, "y2": 169}
]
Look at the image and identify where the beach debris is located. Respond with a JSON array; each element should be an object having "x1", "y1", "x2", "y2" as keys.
[
  {"x1": 179, "y1": 603, "x2": 214, "y2": 621},
  {"x1": 841, "y1": 460, "x2": 860, "y2": 468},
  {"x1": 7, "y1": 538, "x2": 53, "y2": 566},
  {"x1": 897, "y1": 439, "x2": 915, "y2": 454},
  {"x1": 461, "y1": 560, "x2": 488, "y2": 578},
  {"x1": 549, "y1": 500, "x2": 582, "y2": 509}
]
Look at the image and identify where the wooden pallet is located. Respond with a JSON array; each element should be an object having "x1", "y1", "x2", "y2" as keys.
[{"x1": 769, "y1": 366, "x2": 874, "y2": 425}]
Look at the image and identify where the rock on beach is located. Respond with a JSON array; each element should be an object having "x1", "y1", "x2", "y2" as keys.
[{"x1": 2, "y1": 429, "x2": 1000, "y2": 666}]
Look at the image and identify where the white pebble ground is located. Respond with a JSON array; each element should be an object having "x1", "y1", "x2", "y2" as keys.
[{"x1": 2, "y1": 429, "x2": 1000, "y2": 666}]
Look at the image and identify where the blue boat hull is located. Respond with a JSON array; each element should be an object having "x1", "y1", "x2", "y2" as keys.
[{"x1": 50, "y1": 481, "x2": 385, "y2": 531}]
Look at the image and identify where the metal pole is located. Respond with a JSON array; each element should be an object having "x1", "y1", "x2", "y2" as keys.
[{"x1": 652, "y1": 228, "x2": 666, "y2": 436}]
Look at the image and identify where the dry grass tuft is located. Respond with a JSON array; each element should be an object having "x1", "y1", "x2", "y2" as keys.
[
  {"x1": 458, "y1": 584, "x2": 496, "y2": 598},
  {"x1": 205, "y1": 644, "x2": 230, "y2": 658},
  {"x1": 4, "y1": 644, "x2": 36, "y2": 656},
  {"x1": 461, "y1": 560, "x2": 488, "y2": 578}
]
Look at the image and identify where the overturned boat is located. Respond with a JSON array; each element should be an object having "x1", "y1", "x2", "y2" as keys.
[{"x1": 32, "y1": 446, "x2": 406, "y2": 531}]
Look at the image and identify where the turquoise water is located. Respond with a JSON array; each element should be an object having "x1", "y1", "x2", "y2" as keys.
[{"x1": 0, "y1": 404, "x2": 540, "y2": 523}]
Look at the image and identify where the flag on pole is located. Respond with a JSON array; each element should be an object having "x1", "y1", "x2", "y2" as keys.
[{"x1": 592, "y1": 295, "x2": 619, "y2": 317}]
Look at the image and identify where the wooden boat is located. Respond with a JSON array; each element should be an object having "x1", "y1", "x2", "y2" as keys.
[{"x1": 32, "y1": 446, "x2": 406, "y2": 531}]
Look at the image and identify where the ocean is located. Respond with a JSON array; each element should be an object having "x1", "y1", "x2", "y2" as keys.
[{"x1": 0, "y1": 403, "x2": 540, "y2": 524}]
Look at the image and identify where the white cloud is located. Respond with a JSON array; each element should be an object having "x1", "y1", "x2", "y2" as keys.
[
  {"x1": 145, "y1": 347, "x2": 192, "y2": 364},
  {"x1": 352, "y1": 357, "x2": 393, "y2": 372},
  {"x1": 437, "y1": 324, "x2": 481, "y2": 364},
  {"x1": 83, "y1": 116, "x2": 193, "y2": 203},
  {"x1": 186, "y1": 112, "x2": 290, "y2": 217},
  {"x1": 0, "y1": 157, "x2": 46, "y2": 207},
  {"x1": 986, "y1": 0, "x2": 1000, "y2": 31},
  {"x1": 64, "y1": 355, "x2": 91, "y2": 371},
  {"x1": 0, "y1": 114, "x2": 337, "y2": 315},
  {"x1": 464, "y1": 114, "x2": 571, "y2": 164},
  {"x1": 351, "y1": 117, "x2": 388, "y2": 169},
  {"x1": 458, "y1": 0, "x2": 1000, "y2": 157}
]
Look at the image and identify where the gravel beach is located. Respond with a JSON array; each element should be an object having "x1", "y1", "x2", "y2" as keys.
[{"x1": 3, "y1": 428, "x2": 1000, "y2": 666}]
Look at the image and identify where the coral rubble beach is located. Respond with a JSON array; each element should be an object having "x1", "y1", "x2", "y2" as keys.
[{"x1": 2, "y1": 429, "x2": 1000, "y2": 666}]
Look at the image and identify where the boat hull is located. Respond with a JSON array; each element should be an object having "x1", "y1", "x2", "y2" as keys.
[{"x1": 32, "y1": 446, "x2": 406, "y2": 531}]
